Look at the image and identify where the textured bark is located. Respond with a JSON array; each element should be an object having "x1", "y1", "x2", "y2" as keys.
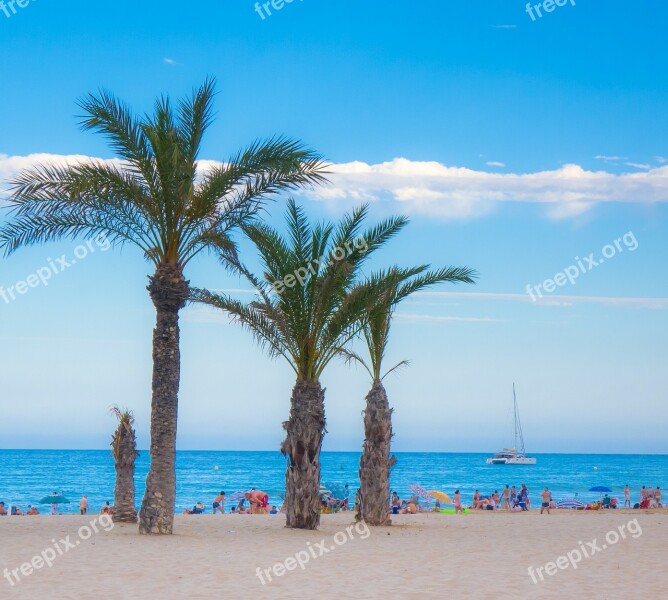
[
  {"x1": 356, "y1": 381, "x2": 394, "y2": 526},
  {"x1": 138, "y1": 263, "x2": 189, "y2": 535},
  {"x1": 111, "y1": 417, "x2": 139, "y2": 523},
  {"x1": 281, "y1": 380, "x2": 326, "y2": 530}
]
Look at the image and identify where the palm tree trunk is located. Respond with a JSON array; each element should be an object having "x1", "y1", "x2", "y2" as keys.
[
  {"x1": 138, "y1": 263, "x2": 189, "y2": 535},
  {"x1": 281, "y1": 379, "x2": 326, "y2": 530},
  {"x1": 356, "y1": 380, "x2": 393, "y2": 526},
  {"x1": 112, "y1": 415, "x2": 139, "y2": 523}
]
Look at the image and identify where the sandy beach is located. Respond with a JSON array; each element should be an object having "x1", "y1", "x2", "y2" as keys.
[{"x1": 1, "y1": 510, "x2": 665, "y2": 599}]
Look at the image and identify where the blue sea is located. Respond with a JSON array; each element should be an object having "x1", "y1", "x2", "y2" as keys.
[{"x1": 0, "y1": 450, "x2": 666, "y2": 514}]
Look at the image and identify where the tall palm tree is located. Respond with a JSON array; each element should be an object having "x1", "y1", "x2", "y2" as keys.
[
  {"x1": 110, "y1": 406, "x2": 140, "y2": 523},
  {"x1": 0, "y1": 79, "x2": 327, "y2": 534},
  {"x1": 346, "y1": 265, "x2": 476, "y2": 526},
  {"x1": 191, "y1": 198, "x2": 407, "y2": 529}
]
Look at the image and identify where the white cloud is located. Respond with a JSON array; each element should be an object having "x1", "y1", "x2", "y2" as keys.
[
  {"x1": 489, "y1": 25, "x2": 517, "y2": 29},
  {"x1": 656, "y1": 156, "x2": 667, "y2": 164},
  {"x1": 163, "y1": 58, "x2": 176, "y2": 65},
  {"x1": 625, "y1": 162, "x2": 651, "y2": 170},
  {"x1": 486, "y1": 161, "x2": 506, "y2": 167},
  {"x1": 3, "y1": 153, "x2": 668, "y2": 221},
  {"x1": 318, "y1": 158, "x2": 668, "y2": 220}
]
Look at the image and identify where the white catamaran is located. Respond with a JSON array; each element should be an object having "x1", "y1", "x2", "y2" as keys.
[{"x1": 486, "y1": 384, "x2": 536, "y2": 465}]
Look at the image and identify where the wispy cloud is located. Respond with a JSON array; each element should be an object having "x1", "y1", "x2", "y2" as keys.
[
  {"x1": 414, "y1": 291, "x2": 668, "y2": 309},
  {"x1": 594, "y1": 155, "x2": 626, "y2": 162},
  {"x1": 656, "y1": 156, "x2": 667, "y2": 164},
  {"x1": 163, "y1": 58, "x2": 177, "y2": 65},
  {"x1": 486, "y1": 161, "x2": 506, "y2": 167},
  {"x1": 626, "y1": 162, "x2": 651, "y2": 170},
  {"x1": 489, "y1": 24, "x2": 517, "y2": 29},
  {"x1": 394, "y1": 313, "x2": 501, "y2": 323}
]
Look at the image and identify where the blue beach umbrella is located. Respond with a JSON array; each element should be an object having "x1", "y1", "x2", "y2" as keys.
[{"x1": 589, "y1": 486, "x2": 613, "y2": 502}]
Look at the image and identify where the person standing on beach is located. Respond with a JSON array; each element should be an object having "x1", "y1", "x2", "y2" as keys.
[
  {"x1": 520, "y1": 484, "x2": 530, "y2": 510},
  {"x1": 80, "y1": 495, "x2": 89, "y2": 515},
  {"x1": 50, "y1": 491, "x2": 58, "y2": 515},
  {"x1": 655, "y1": 487, "x2": 662, "y2": 507},
  {"x1": 540, "y1": 488, "x2": 551, "y2": 514},
  {"x1": 213, "y1": 491, "x2": 225, "y2": 514},
  {"x1": 624, "y1": 484, "x2": 631, "y2": 508},
  {"x1": 510, "y1": 485, "x2": 517, "y2": 505},
  {"x1": 453, "y1": 490, "x2": 464, "y2": 514},
  {"x1": 472, "y1": 490, "x2": 480, "y2": 509},
  {"x1": 501, "y1": 485, "x2": 510, "y2": 511},
  {"x1": 245, "y1": 490, "x2": 269, "y2": 514}
]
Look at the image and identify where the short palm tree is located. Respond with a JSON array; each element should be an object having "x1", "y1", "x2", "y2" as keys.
[
  {"x1": 346, "y1": 265, "x2": 476, "y2": 526},
  {"x1": 191, "y1": 198, "x2": 407, "y2": 529},
  {"x1": 110, "y1": 406, "x2": 140, "y2": 523},
  {"x1": 0, "y1": 79, "x2": 327, "y2": 534}
]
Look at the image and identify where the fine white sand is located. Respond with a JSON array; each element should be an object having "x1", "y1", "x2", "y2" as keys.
[{"x1": 0, "y1": 510, "x2": 666, "y2": 599}]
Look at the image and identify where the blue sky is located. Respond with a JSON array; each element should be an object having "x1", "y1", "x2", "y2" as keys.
[{"x1": 0, "y1": 0, "x2": 666, "y2": 453}]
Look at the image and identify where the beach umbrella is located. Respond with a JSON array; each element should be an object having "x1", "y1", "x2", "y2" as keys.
[
  {"x1": 408, "y1": 484, "x2": 431, "y2": 508},
  {"x1": 428, "y1": 491, "x2": 452, "y2": 505},
  {"x1": 556, "y1": 498, "x2": 584, "y2": 509},
  {"x1": 589, "y1": 486, "x2": 612, "y2": 503},
  {"x1": 325, "y1": 483, "x2": 346, "y2": 499},
  {"x1": 227, "y1": 490, "x2": 249, "y2": 503},
  {"x1": 38, "y1": 495, "x2": 70, "y2": 504}
]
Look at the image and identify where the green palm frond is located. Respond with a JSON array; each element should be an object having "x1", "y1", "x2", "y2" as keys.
[
  {"x1": 0, "y1": 80, "x2": 329, "y2": 274},
  {"x1": 356, "y1": 264, "x2": 478, "y2": 381},
  {"x1": 191, "y1": 200, "x2": 407, "y2": 382}
]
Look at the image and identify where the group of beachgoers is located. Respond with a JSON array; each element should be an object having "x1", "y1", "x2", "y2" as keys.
[
  {"x1": 0, "y1": 493, "x2": 114, "y2": 517},
  {"x1": 388, "y1": 483, "x2": 664, "y2": 515},
  {"x1": 183, "y1": 490, "x2": 280, "y2": 515},
  {"x1": 4, "y1": 483, "x2": 661, "y2": 517}
]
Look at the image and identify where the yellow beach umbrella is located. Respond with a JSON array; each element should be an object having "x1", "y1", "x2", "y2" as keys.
[{"x1": 429, "y1": 491, "x2": 452, "y2": 504}]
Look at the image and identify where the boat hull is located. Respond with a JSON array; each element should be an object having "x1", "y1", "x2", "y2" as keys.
[{"x1": 486, "y1": 456, "x2": 536, "y2": 465}]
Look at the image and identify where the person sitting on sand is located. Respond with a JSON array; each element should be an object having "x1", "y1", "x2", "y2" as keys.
[
  {"x1": 26, "y1": 505, "x2": 39, "y2": 515},
  {"x1": 476, "y1": 496, "x2": 490, "y2": 510},
  {"x1": 101, "y1": 501, "x2": 113, "y2": 515},
  {"x1": 0, "y1": 502, "x2": 6, "y2": 516},
  {"x1": 540, "y1": 488, "x2": 551, "y2": 514},
  {"x1": 183, "y1": 502, "x2": 205, "y2": 515},
  {"x1": 402, "y1": 501, "x2": 417, "y2": 514},
  {"x1": 391, "y1": 491, "x2": 401, "y2": 514},
  {"x1": 213, "y1": 491, "x2": 225, "y2": 514},
  {"x1": 11, "y1": 505, "x2": 23, "y2": 515},
  {"x1": 245, "y1": 490, "x2": 269, "y2": 514}
]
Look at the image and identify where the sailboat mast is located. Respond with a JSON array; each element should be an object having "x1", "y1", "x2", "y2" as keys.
[
  {"x1": 514, "y1": 383, "x2": 526, "y2": 455},
  {"x1": 513, "y1": 383, "x2": 518, "y2": 449}
]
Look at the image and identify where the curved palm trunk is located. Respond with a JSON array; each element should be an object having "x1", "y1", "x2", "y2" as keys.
[
  {"x1": 356, "y1": 380, "x2": 393, "y2": 526},
  {"x1": 112, "y1": 420, "x2": 139, "y2": 523},
  {"x1": 281, "y1": 379, "x2": 326, "y2": 530},
  {"x1": 139, "y1": 264, "x2": 188, "y2": 535}
]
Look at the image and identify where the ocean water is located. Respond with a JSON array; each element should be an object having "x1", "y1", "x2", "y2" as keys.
[{"x1": 0, "y1": 450, "x2": 666, "y2": 514}]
